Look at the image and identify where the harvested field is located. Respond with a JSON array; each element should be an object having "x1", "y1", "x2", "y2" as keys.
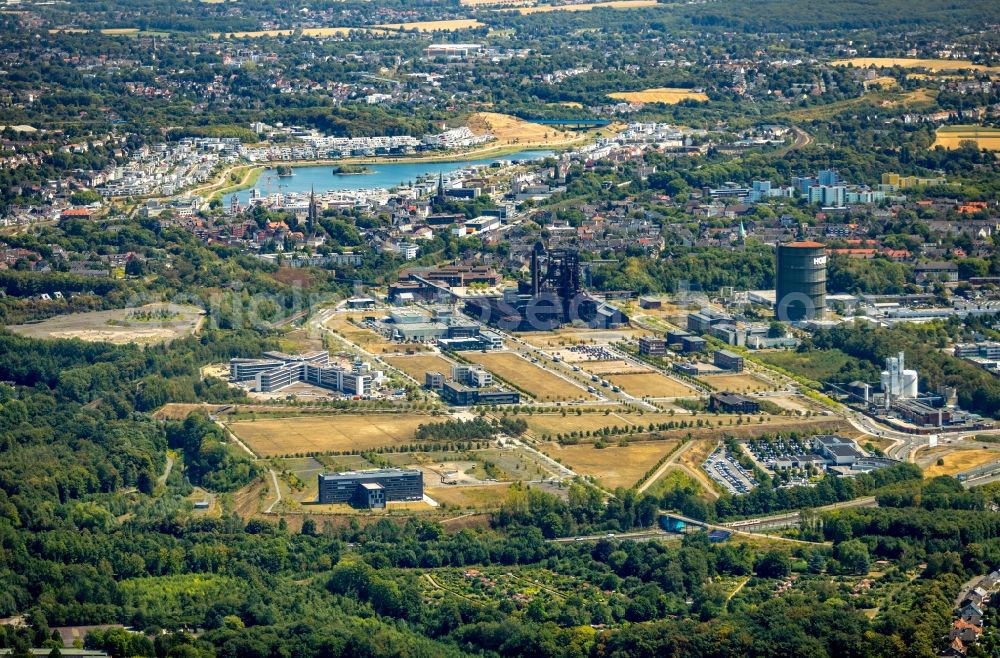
[
  {"x1": 699, "y1": 373, "x2": 774, "y2": 393},
  {"x1": 932, "y1": 125, "x2": 1000, "y2": 151},
  {"x1": 608, "y1": 87, "x2": 708, "y2": 104},
  {"x1": 467, "y1": 112, "x2": 577, "y2": 146},
  {"x1": 427, "y1": 484, "x2": 511, "y2": 509},
  {"x1": 465, "y1": 351, "x2": 592, "y2": 402},
  {"x1": 228, "y1": 414, "x2": 432, "y2": 456},
  {"x1": 7, "y1": 303, "x2": 203, "y2": 345},
  {"x1": 505, "y1": 0, "x2": 658, "y2": 14},
  {"x1": 542, "y1": 439, "x2": 680, "y2": 489},
  {"x1": 831, "y1": 57, "x2": 998, "y2": 72},
  {"x1": 384, "y1": 354, "x2": 455, "y2": 381},
  {"x1": 920, "y1": 447, "x2": 1000, "y2": 477},
  {"x1": 606, "y1": 372, "x2": 697, "y2": 397},
  {"x1": 375, "y1": 19, "x2": 484, "y2": 31}
]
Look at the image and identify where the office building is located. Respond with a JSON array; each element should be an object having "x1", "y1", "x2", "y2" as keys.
[
  {"x1": 714, "y1": 349, "x2": 745, "y2": 372},
  {"x1": 639, "y1": 336, "x2": 668, "y2": 356},
  {"x1": 317, "y1": 469, "x2": 423, "y2": 508}
]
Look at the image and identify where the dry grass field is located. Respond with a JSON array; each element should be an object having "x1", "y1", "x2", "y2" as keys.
[
  {"x1": 523, "y1": 412, "x2": 847, "y2": 442},
  {"x1": 465, "y1": 351, "x2": 593, "y2": 401},
  {"x1": 7, "y1": 303, "x2": 203, "y2": 345},
  {"x1": 228, "y1": 414, "x2": 431, "y2": 456},
  {"x1": 606, "y1": 372, "x2": 697, "y2": 397},
  {"x1": 427, "y1": 484, "x2": 512, "y2": 509},
  {"x1": 699, "y1": 373, "x2": 774, "y2": 393},
  {"x1": 582, "y1": 360, "x2": 648, "y2": 375},
  {"x1": 921, "y1": 447, "x2": 1000, "y2": 477},
  {"x1": 505, "y1": 0, "x2": 658, "y2": 14},
  {"x1": 831, "y1": 57, "x2": 998, "y2": 72},
  {"x1": 608, "y1": 87, "x2": 709, "y2": 105},
  {"x1": 325, "y1": 315, "x2": 428, "y2": 354},
  {"x1": 515, "y1": 326, "x2": 650, "y2": 348},
  {"x1": 375, "y1": 19, "x2": 484, "y2": 31},
  {"x1": 467, "y1": 112, "x2": 577, "y2": 146},
  {"x1": 153, "y1": 404, "x2": 230, "y2": 420},
  {"x1": 542, "y1": 439, "x2": 680, "y2": 489},
  {"x1": 384, "y1": 354, "x2": 455, "y2": 381},
  {"x1": 932, "y1": 126, "x2": 1000, "y2": 151},
  {"x1": 211, "y1": 27, "x2": 384, "y2": 38}
]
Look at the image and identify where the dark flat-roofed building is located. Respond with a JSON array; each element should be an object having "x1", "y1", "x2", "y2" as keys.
[
  {"x1": 714, "y1": 349, "x2": 744, "y2": 372},
  {"x1": 318, "y1": 469, "x2": 423, "y2": 508},
  {"x1": 709, "y1": 392, "x2": 760, "y2": 414}
]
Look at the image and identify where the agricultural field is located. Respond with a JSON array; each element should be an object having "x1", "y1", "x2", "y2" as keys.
[
  {"x1": 375, "y1": 19, "x2": 485, "y2": 31},
  {"x1": 932, "y1": 125, "x2": 1000, "y2": 151},
  {"x1": 919, "y1": 446, "x2": 1000, "y2": 477},
  {"x1": 384, "y1": 354, "x2": 456, "y2": 382},
  {"x1": 7, "y1": 303, "x2": 203, "y2": 345},
  {"x1": 606, "y1": 372, "x2": 697, "y2": 397},
  {"x1": 541, "y1": 439, "x2": 680, "y2": 489},
  {"x1": 699, "y1": 373, "x2": 775, "y2": 393},
  {"x1": 465, "y1": 351, "x2": 593, "y2": 402},
  {"x1": 503, "y1": 0, "x2": 658, "y2": 14},
  {"x1": 467, "y1": 112, "x2": 577, "y2": 146},
  {"x1": 830, "y1": 57, "x2": 998, "y2": 72},
  {"x1": 227, "y1": 414, "x2": 432, "y2": 456},
  {"x1": 608, "y1": 87, "x2": 709, "y2": 105}
]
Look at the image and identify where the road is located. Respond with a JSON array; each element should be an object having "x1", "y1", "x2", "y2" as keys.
[
  {"x1": 157, "y1": 455, "x2": 175, "y2": 488},
  {"x1": 636, "y1": 439, "x2": 720, "y2": 499},
  {"x1": 265, "y1": 470, "x2": 282, "y2": 513}
]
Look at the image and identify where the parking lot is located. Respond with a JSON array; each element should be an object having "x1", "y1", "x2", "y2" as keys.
[{"x1": 702, "y1": 446, "x2": 757, "y2": 495}]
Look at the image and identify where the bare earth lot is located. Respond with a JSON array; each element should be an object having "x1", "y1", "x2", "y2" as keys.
[
  {"x1": 466, "y1": 351, "x2": 593, "y2": 402},
  {"x1": 542, "y1": 439, "x2": 680, "y2": 489},
  {"x1": 606, "y1": 372, "x2": 697, "y2": 397},
  {"x1": 228, "y1": 414, "x2": 431, "y2": 456},
  {"x1": 8, "y1": 303, "x2": 203, "y2": 345},
  {"x1": 326, "y1": 315, "x2": 427, "y2": 354},
  {"x1": 426, "y1": 483, "x2": 512, "y2": 510}
]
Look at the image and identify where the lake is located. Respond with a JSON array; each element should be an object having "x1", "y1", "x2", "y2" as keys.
[{"x1": 233, "y1": 150, "x2": 554, "y2": 204}]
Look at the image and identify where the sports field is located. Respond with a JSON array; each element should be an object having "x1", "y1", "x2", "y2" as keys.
[
  {"x1": 384, "y1": 354, "x2": 455, "y2": 381},
  {"x1": 542, "y1": 439, "x2": 680, "y2": 489},
  {"x1": 932, "y1": 126, "x2": 1000, "y2": 151},
  {"x1": 831, "y1": 57, "x2": 997, "y2": 72},
  {"x1": 228, "y1": 414, "x2": 430, "y2": 456},
  {"x1": 608, "y1": 87, "x2": 709, "y2": 104},
  {"x1": 465, "y1": 351, "x2": 592, "y2": 401},
  {"x1": 606, "y1": 372, "x2": 697, "y2": 397}
]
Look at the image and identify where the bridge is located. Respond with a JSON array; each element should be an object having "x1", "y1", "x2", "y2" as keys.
[{"x1": 526, "y1": 118, "x2": 612, "y2": 128}]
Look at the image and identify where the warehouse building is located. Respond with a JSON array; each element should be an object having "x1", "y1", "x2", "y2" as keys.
[{"x1": 318, "y1": 469, "x2": 423, "y2": 508}]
